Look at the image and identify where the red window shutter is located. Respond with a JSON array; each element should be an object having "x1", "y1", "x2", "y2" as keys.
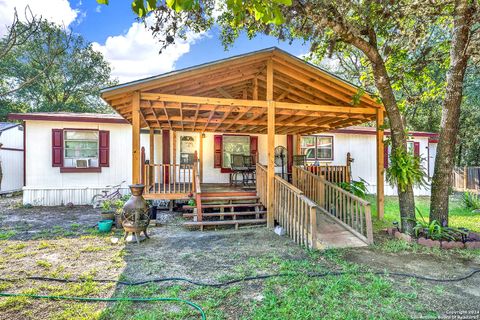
[
  {"x1": 384, "y1": 145, "x2": 389, "y2": 169},
  {"x1": 413, "y1": 142, "x2": 420, "y2": 157},
  {"x1": 214, "y1": 135, "x2": 222, "y2": 168},
  {"x1": 99, "y1": 130, "x2": 110, "y2": 167},
  {"x1": 52, "y1": 129, "x2": 63, "y2": 167},
  {"x1": 250, "y1": 136, "x2": 258, "y2": 163}
]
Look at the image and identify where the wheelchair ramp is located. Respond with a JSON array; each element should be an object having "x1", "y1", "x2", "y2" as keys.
[{"x1": 315, "y1": 213, "x2": 368, "y2": 249}]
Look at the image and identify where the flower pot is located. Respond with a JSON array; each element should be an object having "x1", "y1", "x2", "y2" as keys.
[
  {"x1": 98, "y1": 220, "x2": 113, "y2": 233},
  {"x1": 101, "y1": 210, "x2": 115, "y2": 221},
  {"x1": 149, "y1": 205, "x2": 157, "y2": 220}
]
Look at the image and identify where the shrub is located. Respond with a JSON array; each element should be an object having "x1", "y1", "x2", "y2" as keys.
[
  {"x1": 337, "y1": 178, "x2": 369, "y2": 199},
  {"x1": 462, "y1": 191, "x2": 480, "y2": 210},
  {"x1": 412, "y1": 208, "x2": 467, "y2": 241},
  {"x1": 101, "y1": 200, "x2": 112, "y2": 212}
]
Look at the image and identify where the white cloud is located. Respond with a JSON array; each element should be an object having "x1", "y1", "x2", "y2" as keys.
[
  {"x1": 95, "y1": 5, "x2": 101, "y2": 13},
  {"x1": 0, "y1": 0, "x2": 79, "y2": 36},
  {"x1": 92, "y1": 17, "x2": 206, "y2": 83}
]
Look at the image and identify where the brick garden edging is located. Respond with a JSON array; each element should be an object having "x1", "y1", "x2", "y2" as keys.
[{"x1": 385, "y1": 228, "x2": 480, "y2": 250}]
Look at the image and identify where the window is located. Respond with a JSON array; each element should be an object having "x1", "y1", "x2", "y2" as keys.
[
  {"x1": 180, "y1": 136, "x2": 195, "y2": 165},
  {"x1": 63, "y1": 130, "x2": 99, "y2": 168},
  {"x1": 301, "y1": 135, "x2": 333, "y2": 161},
  {"x1": 222, "y1": 135, "x2": 250, "y2": 169},
  {"x1": 407, "y1": 141, "x2": 414, "y2": 154}
]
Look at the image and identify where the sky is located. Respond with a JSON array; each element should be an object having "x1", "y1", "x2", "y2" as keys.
[{"x1": 0, "y1": 0, "x2": 310, "y2": 83}]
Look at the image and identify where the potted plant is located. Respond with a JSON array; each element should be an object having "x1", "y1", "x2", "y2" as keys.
[
  {"x1": 100, "y1": 200, "x2": 115, "y2": 220},
  {"x1": 147, "y1": 200, "x2": 157, "y2": 220},
  {"x1": 113, "y1": 199, "x2": 126, "y2": 228},
  {"x1": 187, "y1": 193, "x2": 196, "y2": 207}
]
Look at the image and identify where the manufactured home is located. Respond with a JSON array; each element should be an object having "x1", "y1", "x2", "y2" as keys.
[
  {"x1": 0, "y1": 122, "x2": 24, "y2": 194},
  {"x1": 8, "y1": 48, "x2": 440, "y2": 248}
]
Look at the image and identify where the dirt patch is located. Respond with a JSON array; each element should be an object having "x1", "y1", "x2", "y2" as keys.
[
  {"x1": 0, "y1": 197, "x2": 479, "y2": 319},
  {"x1": 0, "y1": 196, "x2": 101, "y2": 240},
  {"x1": 343, "y1": 246, "x2": 480, "y2": 317}
]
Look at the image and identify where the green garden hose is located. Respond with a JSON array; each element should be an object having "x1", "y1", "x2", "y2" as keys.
[
  {"x1": 0, "y1": 292, "x2": 206, "y2": 320},
  {"x1": 1, "y1": 268, "x2": 479, "y2": 319}
]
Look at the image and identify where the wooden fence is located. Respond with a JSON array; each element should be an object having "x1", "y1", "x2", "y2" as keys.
[
  {"x1": 292, "y1": 166, "x2": 373, "y2": 244},
  {"x1": 452, "y1": 167, "x2": 480, "y2": 192}
]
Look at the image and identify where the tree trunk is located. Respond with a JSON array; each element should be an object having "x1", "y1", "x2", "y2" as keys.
[
  {"x1": 430, "y1": 0, "x2": 474, "y2": 226},
  {"x1": 302, "y1": 4, "x2": 418, "y2": 233},
  {"x1": 370, "y1": 54, "x2": 416, "y2": 234}
]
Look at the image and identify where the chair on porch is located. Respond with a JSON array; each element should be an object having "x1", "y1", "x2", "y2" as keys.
[
  {"x1": 293, "y1": 155, "x2": 306, "y2": 167},
  {"x1": 242, "y1": 155, "x2": 256, "y2": 186},
  {"x1": 230, "y1": 154, "x2": 248, "y2": 186}
]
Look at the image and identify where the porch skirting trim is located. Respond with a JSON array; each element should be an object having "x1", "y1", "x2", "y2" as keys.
[{"x1": 22, "y1": 186, "x2": 130, "y2": 206}]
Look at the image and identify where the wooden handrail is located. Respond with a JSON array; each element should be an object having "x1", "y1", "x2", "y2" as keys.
[
  {"x1": 194, "y1": 169, "x2": 202, "y2": 222},
  {"x1": 274, "y1": 175, "x2": 303, "y2": 194},
  {"x1": 273, "y1": 174, "x2": 318, "y2": 249}
]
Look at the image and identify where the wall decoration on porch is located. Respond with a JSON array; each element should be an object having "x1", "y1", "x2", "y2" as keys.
[{"x1": 180, "y1": 136, "x2": 195, "y2": 165}]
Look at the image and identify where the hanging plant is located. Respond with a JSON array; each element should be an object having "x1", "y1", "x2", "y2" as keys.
[{"x1": 386, "y1": 146, "x2": 427, "y2": 192}]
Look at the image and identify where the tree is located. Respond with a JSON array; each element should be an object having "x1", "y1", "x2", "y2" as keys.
[
  {"x1": 430, "y1": 0, "x2": 478, "y2": 226},
  {"x1": 456, "y1": 66, "x2": 480, "y2": 166},
  {"x1": 0, "y1": 20, "x2": 115, "y2": 119},
  {"x1": 0, "y1": 7, "x2": 64, "y2": 98}
]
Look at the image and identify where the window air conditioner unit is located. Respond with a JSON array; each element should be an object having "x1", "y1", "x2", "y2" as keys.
[{"x1": 75, "y1": 159, "x2": 89, "y2": 168}]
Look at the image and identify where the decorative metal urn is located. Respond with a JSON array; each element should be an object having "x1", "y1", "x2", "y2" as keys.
[{"x1": 122, "y1": 184, "x2": 150, "y2": 244}]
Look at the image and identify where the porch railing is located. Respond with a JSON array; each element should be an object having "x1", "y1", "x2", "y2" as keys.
[
  {"x1": 303, "y1": 164, "x2": 350, "y2": 184},
  {"x1": 143, "y1": 163, "x2": 196, "y2": 196},
  {"x1": 292, "y1": 166, "x2": 373, "y2": 244},
  {"x1": 257, "y1": 163, "x2": 318, "y2": 249},
  {"x1": 274, "y1": 175, "x2": 318, "y2": 249}
]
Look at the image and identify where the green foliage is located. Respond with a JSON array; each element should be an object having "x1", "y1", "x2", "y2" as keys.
[
  {"x1": 386, "y1": 146, "x2": 427, "y2": 192},
  {"x1": 98, "y1": 0, "x2": 290, "y2": 24},
  {"x1": 337, "y1": 178, "x2": 369, "y2": 199},
  {"x1": 462, "y1": 191, "x2": 480, "y2": 210},
  {"x1": 411, "y1": 208, "x2": 467, "y2": 241},
  {"x1": 101, "y1": 200, "x2": 112, "y2": 212},
  {"x1": 0, "y1": 21, "x2": 115, "y2": 121}
]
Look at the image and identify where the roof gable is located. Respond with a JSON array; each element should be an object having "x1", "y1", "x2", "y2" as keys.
[{"x1": 100, "y1": 48, "x2": 383, "y2": 135}]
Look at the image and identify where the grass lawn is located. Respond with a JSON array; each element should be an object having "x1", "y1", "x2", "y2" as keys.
[{"x1": 368, "y1": 193, "x2": 480, "y2": 233}]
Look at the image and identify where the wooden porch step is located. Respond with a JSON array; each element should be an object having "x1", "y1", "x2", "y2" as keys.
[
  {"x1": 200, "y1": 196, "x2": 259, "y2": 202},
  {"x1": 184, "y1": 218, "x2": 267, "y2": 228},
  {"x1": 200, "y1": 191, "x2": 257, "y2": 198},
  {"x1": 183, "y1": 211, "x2": 267, "y2": 218},
  {"x1": 183, "y1": 203, "x2": 264, "y2": 210}
]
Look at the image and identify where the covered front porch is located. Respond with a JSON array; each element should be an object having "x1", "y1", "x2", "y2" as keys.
[{"x1": 101, "y1": 48, "x2": 385, "y2": 248}]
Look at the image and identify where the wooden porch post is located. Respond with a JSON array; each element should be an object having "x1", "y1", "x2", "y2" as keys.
[
  {"x1": 296, "y1": 134, "x2": 301, "y2": 155},
  {"x1": 376, "y1": 108, "x2": 385, "y2": 219},
  {"x1": 132, "y1": 91, "x2": 141, "y2": 184},
  {"x1": 149, "y1": 128, "x2": 155, "y2": 163},
  {"x1": 172, "y1": 131, "x2": 177, "y2": 166},
  {"x1": 199, "y1": 133, "x2": 203, "y2": 183},
  {"x1": 266, "y1": 58, "x2": 275, "y2": 228},
  {"x1": 149, "y1": 128, "x2": 154, "y2": 185}
]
